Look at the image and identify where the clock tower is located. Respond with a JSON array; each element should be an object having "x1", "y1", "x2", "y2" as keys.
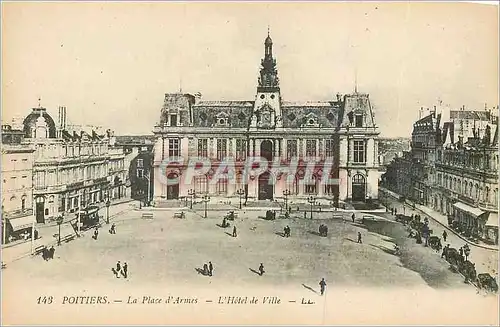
[{"x1": 251, "y1": 31, "x2": 282, "y2": 129}]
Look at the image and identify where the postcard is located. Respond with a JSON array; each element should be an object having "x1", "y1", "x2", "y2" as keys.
[{"x1": 1, "y1": 1, "x2": 499, "y2": 325}]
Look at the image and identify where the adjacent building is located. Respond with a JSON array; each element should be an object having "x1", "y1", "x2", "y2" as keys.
[
  {"x1": 20, "y1": 105, "x2": 125, "y2": 224},
  {"x1": 152, "y1": 33, "x2": 380, "y2": 206},
  {"x1": 113, "y1": 135, "x2": 155, "y2": 204},
  {"x1": 1, "y1": 125, "x2": 35, "y2": 243},
  {"x1": 384, "y1": 105, "x2": 499, "y2": 245}
]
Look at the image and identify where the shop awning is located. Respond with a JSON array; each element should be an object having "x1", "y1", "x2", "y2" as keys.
[
  {"x1": 486, "y1": 212, "x2": 499, "y2": 227},
  {"x1": 452, "y1": 202, "x2": 485, "y2": 218},
  {"x1": 8, "y1": 215, "x2": 35, "y2": 231}
]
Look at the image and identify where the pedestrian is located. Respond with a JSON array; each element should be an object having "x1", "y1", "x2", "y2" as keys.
[
  {"x1": 459, "y1": 247, "x2": 464, "y2": 258},
  {"x1": 208, "y1": 261, "x2": 213, "y2": 277},
  {"x1": 259, "y1": 263, "x2": 265, "y2": 276},
  {"x1": 304, "y1": 211, "x2": 307, "y2": 219},
  {"x1": 357, "y1": 232, "x2": 362, "y2": 244},
  {"x1": 222, "y1": 218, "x2": 227, "y2": 228},
  {"x1": 441, "y1": 244, "x2": 450, "y2": 259},
  {"x1": 232, "y1": 226, "x2": 237, "y2": 238},
  {"x1": 93, "y1": 228, "x2": 99, "y2": 240},
  {"x1": 394, "y1": 208, "x2": 397, "y2": 215},
  {"x1": 286, "y1": 225, "x2": 290, "y2": 237},
  {"x1": 110, "y1": 223, "x2": 116, "y2": 234},
  {"x1": 116, "y1": 261, "x2": 121, "y2": 278},
  {"x1": 203, "y1": 263, "x2": 209, "y2": 276},
  {"x1": 464, "y1": 246, "x2": 470, "y2": 261},
  {"x1": 122, "y1": 262, "x2": 128, "y2": 278},
  {"x1": 319, "y1": 278, "x2": 326, "y2": 295},
  {"x1": 49, "y1": 246, "x2": 55, "y2": 260},
  {"x1": 351, "y1": 213, "x2": 355, "y2": 223},
  {"x1": 442, "y1": 230, "x2": 447, "y2": 242}
]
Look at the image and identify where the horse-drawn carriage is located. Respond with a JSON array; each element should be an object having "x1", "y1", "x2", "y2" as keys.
[
  {"x1": 477, "y1": 273, "x2": 499, "y2": 293},
  {"x1": 395, "y1": 214, "x2": 413, "y2": 225},
  {"x1": 224, "y1": 211, "x2": 238, "y2": 221},
  {"x1": 443, "y1": 246, "x2": 477, "y2": 283},
  {"x1": 427, "y1": 236, "x2": 442, "y2": 252},
  {"x1": 264, "y1": 210, "x2": 276, "y2": 221}
]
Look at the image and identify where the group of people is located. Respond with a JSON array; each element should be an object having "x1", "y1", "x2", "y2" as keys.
[
  {"x1": 202, "y1": 261, "x2": 214, "y2": 276},
  {"x1": 112, "y1": 260, "x2": 128, "y2": 279},
  {"x1": 42, "y1": 246, "x2": 55, "y2": 261}
]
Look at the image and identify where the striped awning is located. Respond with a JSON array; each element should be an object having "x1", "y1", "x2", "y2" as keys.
[
  {"x1": 486, "y1": 212, "x2": 499, "y2": 227},
  {"x1": 453, "y1": 202, "x2": 485, "y2": 218},
  {"x1": 8, "y1": 215, "x2": 35, "y2": 231}
]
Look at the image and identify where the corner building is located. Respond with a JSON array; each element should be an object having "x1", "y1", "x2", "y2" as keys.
[{"x1": 153, "y1": 34, "x2": 380, "y2": 205}]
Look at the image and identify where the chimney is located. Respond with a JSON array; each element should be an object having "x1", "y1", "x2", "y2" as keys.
[{"x1": 58, "y1": 106, "x2": 67, "y2": 138}]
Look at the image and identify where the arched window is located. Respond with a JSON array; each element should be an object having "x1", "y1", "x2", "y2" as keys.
[
  {"x1": 464, "y1": 181, "x2": 468, "y2": 194},
  {"x1": 485, "y1": 187, "x2": 490, "y2": 204},
  {"x1": 21, "y1": 195, "x2": 27, "y2": 211},
  {"x1": 10, "y1": 195, "x2": 16, "y2": 202},
  {"x1": 474, "y1": 184, "x2": 479, "y2": 200},
  {"x1": 469, "y1": 182, "x2": 473, "y2": 197},
  {"x1": 458, "y1": 180, "x2": 462, "y2": 193},
  {"x1": 353, "y1": 174, "x2": 366, "y2": 184}
]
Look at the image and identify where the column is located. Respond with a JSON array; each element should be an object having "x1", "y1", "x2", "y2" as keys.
[
  {"x1": 255, "y1": 139, "x2": 261, "y2": 157},
  {"x1": 273, "y1": 139, "x2": 279, "y2": 158}
]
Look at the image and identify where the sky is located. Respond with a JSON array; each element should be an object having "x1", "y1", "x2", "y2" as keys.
[{"x1": 1, "y1": 2, "x2": 498, "y2": 137}]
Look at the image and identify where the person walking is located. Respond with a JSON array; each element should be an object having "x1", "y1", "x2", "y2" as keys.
[
  {"x1": 116, "y1": 261, "x2": 121, "y2": 278},
  {"x1": 232, "y1": 226, "x2": 237, "y2": 238},
  {"x1": 357, "y1": 232, "x2": 362, "y2": 244},
  {"x1": 351, "y1": 213, "x2": 355, "y2": 223},
  {"x1": 122, "y1": 262, "x2": 128, "y2": 278},
  {"x1": 208, "y1": 261, "x2": 213, "y2": 277},
  {"x1": 258, "y1": 263, "x2": 265, "y2": 276},
  {"x1": 442, "y1": 230, "x2": 447, "y2": 242},
  {"x1": 319, "y1": 278, "x2": 327, "y2": 295},
  {"x1": 110, "y1": 223, "x2": 116, "y2": 234},
  {"x1": 203, "y1": 263, "x2": 209, "y2": 276}
]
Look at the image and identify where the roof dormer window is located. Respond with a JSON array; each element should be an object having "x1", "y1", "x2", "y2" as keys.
[
  {"x1": 303, "y1": 113, "x2": 319, "y2": 127},
  {"x1": 355, "y1": 114, "x2": 363, "y2": 127},
  {"x1": 216, "y1": 112, "x2": 229, "y2": 127}
]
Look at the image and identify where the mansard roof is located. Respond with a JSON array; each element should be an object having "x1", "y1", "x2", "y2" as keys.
[
  {"x1": 194, "y1": 100, "x2": 254, "y2": 107},
  {"x1": 450, "y1": 110, "x2": 490, "y2": 121}
]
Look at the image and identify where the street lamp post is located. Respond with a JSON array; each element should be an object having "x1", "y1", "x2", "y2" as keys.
[
  {"x1": 236, "y1": 189, "x2": 245, "y2": 210},
  {"x1": 106, "y1": 199, "x2": 111, "y2": 224},
  {"x1": 143, "y1": 170, "x2": 151, "y2": 207},
  {"x1": 283, "y1": 189, "x2": 291, "y2": 212},
  {"x1": 188, "y1": 189, "x2": 195, "y2": 210},
  {"x1": 202, "y1": 195, "x2": 210, "y2": 218},
  {"x1": 308, "y1": 196, "x2": 316, "y2": 220},
  {"x1": 56, "y1": 215, "x2": 63, "y2": 246}
]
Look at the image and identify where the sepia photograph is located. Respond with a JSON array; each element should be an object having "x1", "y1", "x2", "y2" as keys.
[{"x1": 1, "y1": 1, "x2": 499, "y2": 325}]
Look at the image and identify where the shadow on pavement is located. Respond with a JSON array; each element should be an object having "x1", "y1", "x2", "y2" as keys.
[
  {"x1": 249, "y1": 268, "x2": 261, "y2": 275},
  {"x1": 307, "y1": 231, "x2": 321, "y2": 237},
  {"x1": 302, "y1": 284, "x2": 318, "y2": 294}
]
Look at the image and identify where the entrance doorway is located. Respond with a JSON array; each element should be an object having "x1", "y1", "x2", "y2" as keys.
[
  {"x1": 166, "y1": 173, "x2": 179, "y2": 200},
  {"x1": 258, "y1": 172, "x2": 274, "y2": 200},
  {"x1": 260, "y1": 140, "x2": 273, "y2": 162},
  {"x1": 35, "y1": 198, "x2": 45, "y2": 223},
  {"x1": 352, "y1": 174, "x2": 366, "y2": 201}
]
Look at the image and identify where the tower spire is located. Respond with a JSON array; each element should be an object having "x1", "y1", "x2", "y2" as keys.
[
  {"x1": 354, "y1": 68, "x2": 358, "y2": 94},
  {"x1": 38, "y1": 97, "x2": 41, "y2": 108},
  {"x1": 179, "y1": 77, "x2": 183, "y2": 93}
]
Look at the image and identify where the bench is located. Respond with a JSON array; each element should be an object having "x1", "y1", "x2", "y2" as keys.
[
  {"x1": 34, "y1": 245, "x2": 46, "y2": 256},
  {"x1": 62, "y1": 234, "x2": 75, "y2": 243},
  {"x1": 173, "y1": 212, "x2": 185, "y2": 219},
  {"x1": 142, "y1": 213, "x2": 154, "y2": 219}
]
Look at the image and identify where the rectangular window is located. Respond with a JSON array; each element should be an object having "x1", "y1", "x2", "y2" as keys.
[
  {"x1": 306, "y1": 140, "x2": 317, "y2": 157},
  {"x1": 287, "y1": 140, "x2": 297, "y2": 160},
  {"x1": 353, "y1": 140, "x2": 365, "y2": 163},
  {"x1": 355, "y1": 115, "x2": 363, "y2": 127},
  {"x1": 216, "y1": 178, "x2": 228, "y2": 194},
  {"x1": 236, "y1": 139, "x2": 247, "y2": 161},
  {"x1": 217, "y1": 139, "x2": 227, "y2": 161},
  {"x1": 137, "y1": 169, "x2": 144, "y2": 178},
  {"x1": 137, "y1": 159, "x2": 144, "y2": 168},
  {"x1": 194, "y1": 176, "x2": 208, "y2": 194},
  {"x1": 170, "y1": 114, "x2": 178, "y2": 127},
  {"x1": 198, "y1": 139, "x2": 208, "y2": 157},
  {"x1": 324, "y1": 184, "x2": 336, "y2": 195},
  {"x1": 305, "y1": 183, "x2": 317, "y2": 194},
  {"x1": 325, "y1": 139, "x2": 335, "y2": 158},
  {"x1": 169, "y1": 139, "x2": 180, "y2": 157}
]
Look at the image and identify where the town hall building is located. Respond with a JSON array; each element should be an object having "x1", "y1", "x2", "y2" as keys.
[{"x1": 152, "y1": 33, "x2": 380, "y2": 206}]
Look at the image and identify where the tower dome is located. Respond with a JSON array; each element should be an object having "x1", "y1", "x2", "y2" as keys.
[
  {"x1": 265, "y1": 35, "x2": 273, "y2": 45},
  {"x1": 23, "y1": 107, "x2": 57, "y2": 139}
]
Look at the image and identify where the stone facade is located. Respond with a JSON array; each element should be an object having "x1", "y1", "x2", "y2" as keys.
[
  {"x1": 1, "y1": 125, "x2": 35, "y2": 243},
  {"x1": 152, "y1": 34, "x2": 380, "y2": 205},
  {"x1": 20, "y1": 105, "x2": 125, "y2": 224}
]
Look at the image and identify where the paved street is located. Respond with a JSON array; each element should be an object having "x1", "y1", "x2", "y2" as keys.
[
  {"x1": 379, "y1": 190, "x2": 499, "y2": 276},
  {"x1": 3, "y1": 206, "x2": 478, "y2": 290}
]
